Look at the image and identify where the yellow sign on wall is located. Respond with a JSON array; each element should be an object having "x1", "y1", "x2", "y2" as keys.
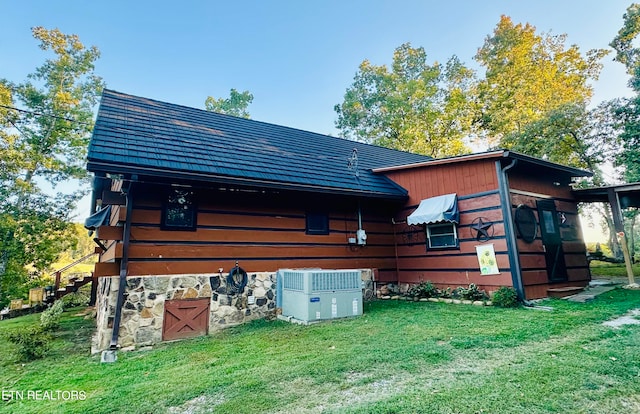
[{"x1": 476, "y1": 244, "x2": 499, "y2": 275}]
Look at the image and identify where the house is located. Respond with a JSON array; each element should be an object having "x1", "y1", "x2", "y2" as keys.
[
  {"x1": 86, "y1": 89, "x2": 592, "y2": 351},
  {"x1": 377, "y1": 151, "x2": 592, "y2": 300}
]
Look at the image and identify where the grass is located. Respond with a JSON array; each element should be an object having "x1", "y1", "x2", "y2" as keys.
[
  {"x1": 1, "y1": 290, "x2": 639, "y2": 413},
  {"x1": 590, "y1": 260, "x2": 640, "y2": 279}
]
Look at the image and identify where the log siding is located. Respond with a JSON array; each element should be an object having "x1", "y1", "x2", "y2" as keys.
[{"x1": 94, "y1": 183, "x2": 401, "y2": 281}]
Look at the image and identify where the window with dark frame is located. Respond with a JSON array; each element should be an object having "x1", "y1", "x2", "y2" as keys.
[
  {"x1": 426, "y1": 223, "x2": 458, "y2": 248},
  {"x1": 162, "y1": 189, "x2": 197, "y2": 231},
  {"x1": 306, "y1": 212, "x2": 329, "y2": 235}
]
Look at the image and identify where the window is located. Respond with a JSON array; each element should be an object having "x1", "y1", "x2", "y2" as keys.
[
  {"x1": 162, "y1": 189, "x2": 197, "y2": 231},
  {"x1": 426, "y1": 223, "x2": 458, "y2": 248},
  {"x1": 306, "y1": 212, "x2": 329, "y2": 235}
]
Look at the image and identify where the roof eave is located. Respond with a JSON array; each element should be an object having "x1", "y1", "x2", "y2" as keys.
[
  {"x1": 86, "y1": 160, "x2": 408, "y2": 201},
  {"x1": 502, "y1": 151, "x2": 592, "y2": 178},
  {"x1": 373, "y1": 149, "x2": 592, "y2": 178}
]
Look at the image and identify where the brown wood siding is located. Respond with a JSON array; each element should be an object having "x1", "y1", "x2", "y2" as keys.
[
  {"x1": 508, "y1": 170, "x2": 574, "y2": 200},
  {"x1": 507, "y1": 175, "x2": 590, "y2": 299},
  {"x1": 383, "y1": 160, "x2": 513, "y2": 293},
  {"x1": 384, "y1": 159, "x2": 499, "y2": 206},
  {"x1": 94, "y1": 184, "x2": 400, "y2": 278},
  {"x1": 383, "y1": 158, "x2": 590, "y2": 300}
]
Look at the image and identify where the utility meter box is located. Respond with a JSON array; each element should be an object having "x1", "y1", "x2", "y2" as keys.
[{"x1": 280, "y1": 269, "x2": 363, "y2": 323}]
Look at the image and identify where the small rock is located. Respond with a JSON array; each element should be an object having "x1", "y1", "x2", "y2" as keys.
[
  {"x1": 428, "y1": 298, "x2": 440, "y2": 303},
  {"x1": 390, "y1": 295, "x2": 400, "y2": 300},
  {"x1": 472, "y1": 301, "x2": 485, "y2": 306},
  {"x1": 183, "y1": 287, "x2": 198, "y2": 299}
]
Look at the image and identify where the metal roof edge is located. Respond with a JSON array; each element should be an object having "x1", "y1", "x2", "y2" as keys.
[
  {"x1": 373, "y1": 149, "x2": 592, "y2": 178},
  {"x1": 372, "y1": 151, "x2": 506, "y2": 173},
  {"x1": 86, "y1": 161, "x2": 408, "y2": 200},
  {"x1": 502, "y1": 150, "x2": 593, "y2": 177}
]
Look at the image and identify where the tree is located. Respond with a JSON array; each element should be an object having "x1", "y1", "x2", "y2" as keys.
[
  {"x1": 205, "y1": 88, "x2": 253, "y2": 118},
  {"x1": 474, "y1": 15, "x2": 608, "y2": 146},
  {"x1": 334, "y1": 43, "x2": 475, "y2": 158},
  {"x1": 610, "y1": 3, "x2": 640, "y2": 262},
  {"x1": 0, "y1": 27, "x2": 103, "y2": 307},
  {"x1": 611, "y1": 4, "x2": 640, "y2": 184},
  {"x1": 501, "y1": 101, "x2": 618, "y2": 182}
]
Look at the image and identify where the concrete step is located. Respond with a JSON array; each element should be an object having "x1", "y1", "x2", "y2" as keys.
[
  {"x1": 566, "y1": 285, "x2": 618, "y2": 303},
  {"x1": 547, "y1": 286, "x2": 585, "y2": 298}
]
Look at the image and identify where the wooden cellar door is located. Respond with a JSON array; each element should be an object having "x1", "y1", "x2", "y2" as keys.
[
  {"x1": 536, "y1": 199, "x2": 568, "y2": 282},
  {"x1": 162, "y1": 298, "x2": 210, "y2": 341}
]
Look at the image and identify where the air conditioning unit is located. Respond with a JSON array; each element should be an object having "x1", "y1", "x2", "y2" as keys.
[{"x1": 279, "y1": 269, "x2": 363, "y2": 324}]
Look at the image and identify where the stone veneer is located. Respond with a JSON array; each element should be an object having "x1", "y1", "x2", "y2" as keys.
[
  {"x1": 92, "y1": 269, "x2": 375, "y2": 352},
  {"x1": 92, "y1": 272, "x2": 277, "y2": 353}
]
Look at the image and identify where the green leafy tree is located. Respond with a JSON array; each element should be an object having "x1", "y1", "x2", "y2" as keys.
[
  {"x1": 501, "y1": 101, "x2": 617, "y2": 183},
  {"x1": 0, "y1": 27, "x2": 103, "y2": 307},
  {"x1": 611, "y1": 3, "x2": 640, "y2": 261},
  {"x1": 474, "y1": 15, "x2": 608, "y2": 146},
  {"x1": 611, "y1": 3, "x2": 640, "y2": 184},
  {"x1": 335, "y1": 43, "x2": 475, "y2": 158},
  {"x1": 205, "y1": 88, "x2": 253, "y2": 118}
]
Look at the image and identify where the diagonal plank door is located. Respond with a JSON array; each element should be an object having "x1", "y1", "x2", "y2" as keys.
[{"x1": 162, "y1": 298, "x2": 210, "y2": 341}]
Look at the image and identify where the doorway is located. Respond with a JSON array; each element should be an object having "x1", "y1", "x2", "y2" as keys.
[{"x1": 536, "y1": 200, "x2": 567, "y2": 282}]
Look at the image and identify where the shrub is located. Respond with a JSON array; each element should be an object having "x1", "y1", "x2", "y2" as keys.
[
  {"x1": 440, "y1": 287, "x2": 453, "y2": 298},
  {"x1": 456, "y1": 283, "x2": 489, "y2": 301},
  {"x1": 40, "y1": 300, "x2": 64, "y2": 331},
  {"x1": 491, "y1": 286, "x2": 520, "y2": 308},
  {"x1": 5, "y1": 326, "x2": 52, "y2": 361},
  {"x1": 407, "y1": 281, "x2": 440, "y2": 298},
  {"x1": 61, "y1": 290, "x2": 90, "y2": 308}
]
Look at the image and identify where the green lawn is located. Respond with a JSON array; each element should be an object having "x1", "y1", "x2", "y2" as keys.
[
  {"x1": 1, "y1": 290, "x2": 640, "y2": 413},
  {"x1": 590, "y1": 260, "x2": 640, "y2": 279}
]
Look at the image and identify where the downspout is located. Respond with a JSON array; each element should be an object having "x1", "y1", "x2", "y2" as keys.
[
  {"x1": 391, "y1": 219, "x2": 402, "y2": 282},
  {"x1": 109, "y1": 181, "x2": 135, "y2": 351},
  {"x1": 496, "y1": 159, "x2": 526, "y2": 301}
]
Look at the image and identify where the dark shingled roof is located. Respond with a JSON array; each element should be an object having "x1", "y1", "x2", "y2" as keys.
[{"x1": 87, "y1": 89, "x2": 432, "y2": 199}]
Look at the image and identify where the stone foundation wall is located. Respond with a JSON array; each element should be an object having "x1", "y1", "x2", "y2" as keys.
[
  {"x1": 92, "y1": 271, "x2": 277, "y2": 353},
  {"x1": 92, "y1": 268, "x2": 375, "y2": 353}
]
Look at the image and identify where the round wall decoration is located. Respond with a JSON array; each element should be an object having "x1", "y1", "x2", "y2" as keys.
[
  {"x1": 227, "y1": 263, "x2": 248, "y2": 294},
  {"x1": 514, "y1": 205, "x2": 537, "y2": 243},
  {"x1": 470, "y1": 217, "x2": 494, "y2": 242}
]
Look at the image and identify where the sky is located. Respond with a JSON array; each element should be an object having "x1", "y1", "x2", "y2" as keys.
[{"x1": 1, "y1": 0, "x2": 635, "y2": 239}]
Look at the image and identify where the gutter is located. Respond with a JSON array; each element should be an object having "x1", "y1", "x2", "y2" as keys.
[{"x1": 496, "y1": 159, "x2": 526, "y2": 301}]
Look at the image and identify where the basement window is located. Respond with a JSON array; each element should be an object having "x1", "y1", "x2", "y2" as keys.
[
  {"x1": 426, "y1": 223, "x2": 458, "y2": 249},
  {"x1": 162, "y1": 189, "x2": 197, "y2": 231},
  {"x1": 306, "y1": 212, "x2": 329, "y2": 235}
]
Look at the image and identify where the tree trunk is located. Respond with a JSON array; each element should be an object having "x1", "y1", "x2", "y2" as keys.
[{"x1": 603, "y1": 204, "x2": 623, "y2": 260}]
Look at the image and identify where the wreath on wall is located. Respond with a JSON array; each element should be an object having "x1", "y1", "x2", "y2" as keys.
[{"x1": 227, "y1": 263, "x2": 248, "y2": 294}]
